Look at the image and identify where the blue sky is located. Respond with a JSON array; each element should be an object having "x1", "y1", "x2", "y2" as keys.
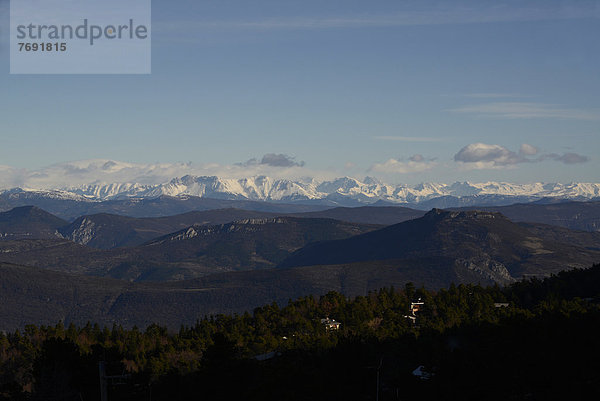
[{"x1": 0, "y1": 0, "x2": 599, "y2": 185}]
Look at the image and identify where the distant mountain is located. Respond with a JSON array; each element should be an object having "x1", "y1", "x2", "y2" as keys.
[
  {"x1": 59, "y1": 209, "x2": 281, "y2": 248},
  {"x1": 289, "y1": 206, "x2": 425, "y2": 225},
  {"x1": 57, "y1": 207, "x2": 423, "y2": 249},
  {"x1": 8, "y1": 201, "x2": 600, "y2": 255},
  {"x1": 0, "y1": 191, "x2": 328, "y2": 221},
  {"x1": 279, "y1": 209, "x2": 600, "y2": 282},
  {"x1": 517, "y1": 222, "x2": 600, "y2": 250},
  {"x1": 2, "y1": 200, "x2": 600, "y2": 281},
  {"x1": 0, "y1": 206, "x2": 67, "y2": 240},
  {"x1": 412, "y1": 194, "x2": 552, "y2": 209},
  {"x1": 0, "y1": 217, "x2": 380, "y2": 281},
  {"x1": 295, "y1": 202, "x2": 600, "y2": 232},
  {"x1": 454, "y1": 201, "x2": 600, "y2": 232},
  {"x1": 3, "y1": 207, "x2": 600, "y2": 330},
  {"x1": 2, "y1": 178, "x2": 600, "y2": 209},
  {"x1": 68, "y1": 177, "x2": 599, "y2": 203},
  {"x1": 130, "y1": 217, "x2": 380, "y2": 279}
]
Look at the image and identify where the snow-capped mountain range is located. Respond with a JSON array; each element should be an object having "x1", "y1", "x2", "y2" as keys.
[{"x1": 3, "y1": 176, "x2": 600, "y2": 205}]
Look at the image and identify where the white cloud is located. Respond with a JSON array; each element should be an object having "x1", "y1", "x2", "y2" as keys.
[
  {"x1": 0, "y1": 158, "x2": 337, "y2": 191},
  {"x1": 0, "y1": 147, "x2": 589, "y2": 190},
  {"x1": 541, "y1": 153, "x2": 589, "y2": 165},
  {"x1": 448, "y1": 102, "x2": 600, "y2": 120},
  {"x1": 454, "y1": 143, "x2": 523, "y2": 169},
  {"x1": 240, "y1": 153, "x2": 305, "y2": 167},
  {"x1": 454, "y1": 143, "x2": 588, "y2": 170},
  {"x1": 369, "y1": 155, "x2": 437, "y2": 174},
  {"x1": 519, "y1": 144, "x2": 539, "y2": 156}
]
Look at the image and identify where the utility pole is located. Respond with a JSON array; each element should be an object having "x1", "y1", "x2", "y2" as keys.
[
  {"x1": 99, "y1": 361, "x2": 108, "y2": 401},
  {"x1": 376, "y1": 357, "x2": 383, "y2": 401},
  {"x1": 99, "y1": 361, "x2": 130, "y2": 401}
]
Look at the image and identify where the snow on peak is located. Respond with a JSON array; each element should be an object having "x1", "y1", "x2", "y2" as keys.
[{"x1": 2, "y1": 174, "x2": 600, "y2": 204}]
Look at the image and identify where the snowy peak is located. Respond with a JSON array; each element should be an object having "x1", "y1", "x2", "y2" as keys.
[
  {"x1": 2, "y1": 177, "x2": 600, "y2": 205},
  {"x1": 66, "y1": 182, "x2": 152, "y2": 199}
]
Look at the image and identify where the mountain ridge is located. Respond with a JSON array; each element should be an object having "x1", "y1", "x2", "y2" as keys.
[
  {"x1": 0, "y1": 206, "x2": 67, "y2": 240},
  {"x1": 278, "y1": 208, "x2": 600, "y2": 281},
  {"x1": 3, "y1": 177, "x2": 600, "y2": 205}
]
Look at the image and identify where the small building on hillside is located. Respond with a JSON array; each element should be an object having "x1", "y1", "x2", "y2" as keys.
[
  {"x1": 404, "y1": 298, "x2": 425, "y2": 325},
  {"x1": 410, "y1": 299, "x2": 425, "y2": 315},
  {"x1": 320, "y1": 318, "x2": 341, "y2": 331}
]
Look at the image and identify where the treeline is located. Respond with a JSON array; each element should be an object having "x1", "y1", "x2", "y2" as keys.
[{"x1": 2, "y1": 264, "x2": 600, "y2": 400}]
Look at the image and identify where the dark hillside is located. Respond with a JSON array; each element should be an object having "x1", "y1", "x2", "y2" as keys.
[
  {"x1": 280, "y1": 209, "x2": 600, "y2": 280},
  {"x1": 0, "y1": 206, "x2": 66, "y2": 240}
]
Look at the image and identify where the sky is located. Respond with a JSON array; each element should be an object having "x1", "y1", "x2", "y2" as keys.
[{"x1": 0, "y1": 0, "x2": 599, "y2": 187}]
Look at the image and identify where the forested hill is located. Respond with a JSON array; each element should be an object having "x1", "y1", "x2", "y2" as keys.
[{"x1": 1, "y1": 264, "x2": 599, "y2": 400}]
